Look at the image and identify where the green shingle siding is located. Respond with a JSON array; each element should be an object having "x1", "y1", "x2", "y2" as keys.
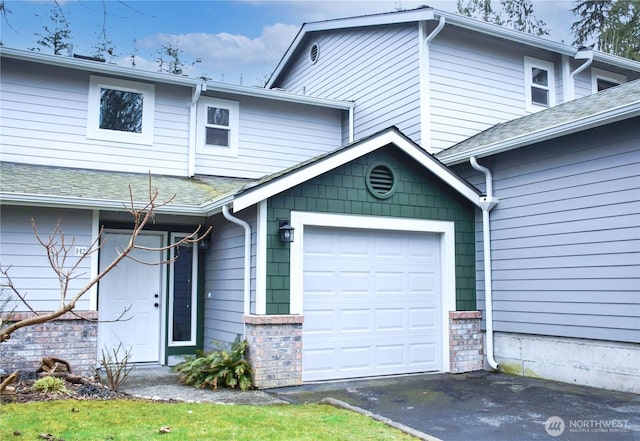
[{"x1": 266, "y1": 146, "x2": 476, "y2": 313}]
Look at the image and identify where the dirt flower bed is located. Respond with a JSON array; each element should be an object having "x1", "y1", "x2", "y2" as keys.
[{"x1": 0, "y1": 370, "x2": 152, "y2": 404}]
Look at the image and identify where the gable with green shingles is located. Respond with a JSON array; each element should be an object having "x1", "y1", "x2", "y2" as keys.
[{"x1": 266, "y1": 145, "x2": 476, "y2": 314}]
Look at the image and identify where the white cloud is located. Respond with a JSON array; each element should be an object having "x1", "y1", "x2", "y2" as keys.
[{"x1": 133, "y1": 21, "x2": 298, "y2": 84}]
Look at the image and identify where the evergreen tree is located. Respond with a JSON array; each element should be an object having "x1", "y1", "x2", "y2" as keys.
[
  {"x1": 32, "y1": 1, "x2": 72, "y2": 55},
  {"x1": 156, "y1": 42, "x2": 186, "y2": 75},
  {"x1": 457, "y1": 0, "x2": 549, "y2": 36},
  {"x1": 457, "y1": 0, "x2": 503, "y2": 24},
  {"x1": 571, "y1": 0, "x2": 639, "y2": 61}
]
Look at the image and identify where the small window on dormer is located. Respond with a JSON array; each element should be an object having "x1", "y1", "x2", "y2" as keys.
[
  {"x1": 197, "y1": 97, "x2": 239, "y2": 157},
  {"x1": 524, "y1": 57, "x2": 555, "y2": 112},
  {"x1": 591, "y1": 68, "x2": 626, "y2": 93},
  {"x1": 87, "y1": 76, "x2": 155, "y2": 145}
]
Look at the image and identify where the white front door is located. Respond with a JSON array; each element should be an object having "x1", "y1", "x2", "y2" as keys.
[{"x1": 98, "y1": 232, "x2": 164, "y2": 363}]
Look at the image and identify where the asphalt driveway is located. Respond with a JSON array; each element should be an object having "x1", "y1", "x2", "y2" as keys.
[{"x1": 268, "y1": 371, "x2": 640, "y2": 441}]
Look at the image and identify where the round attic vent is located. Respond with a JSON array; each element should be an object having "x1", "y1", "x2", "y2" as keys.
[
  {"x1": 309, "y1": 43, "x2": 320, "y2": 64},
  {"x1": 366, "y1": 163, "x2": 397, "y2": 199}
]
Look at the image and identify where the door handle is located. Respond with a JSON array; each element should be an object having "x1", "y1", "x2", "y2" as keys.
[
  {"x1": 154, "y1": 303, "x2": 159, "y2": 308},
  {"x1": 154, "y1": 294, "x2": 159, "y2": 298}
]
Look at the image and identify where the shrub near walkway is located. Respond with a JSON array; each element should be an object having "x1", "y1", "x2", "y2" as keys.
[{"x1": 0, "y1": 400, "x2": 419, "y2": 441}]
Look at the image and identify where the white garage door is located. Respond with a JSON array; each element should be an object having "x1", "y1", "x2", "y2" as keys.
[{"x1": 303, "y1": 226, "x2": 442, "y2": 381}]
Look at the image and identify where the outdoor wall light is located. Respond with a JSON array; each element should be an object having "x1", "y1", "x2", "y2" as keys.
[{"x1": 279, "y1": 220, "x2": 295, "y2": 244}]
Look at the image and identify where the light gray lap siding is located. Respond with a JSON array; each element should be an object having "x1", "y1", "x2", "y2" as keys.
[
  {"x1": 453, "y1": 118, "x2": 640, "y2": 343},
  {"x1": 203, "y1": 207, "x2": 257, "y2": 349},
  {"x1": 274, "y1": 24, "x2": 422, "y2": 144},
  {"x1": 0, "y1": 206, "x2": 93, "y2": 311},
  {"x1": 1, "y1": 59, "x2": 191, "y2": 175}
]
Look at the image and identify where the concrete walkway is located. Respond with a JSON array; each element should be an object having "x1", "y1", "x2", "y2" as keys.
[
  {"x1": 118, "y1": 365, "x2": 285, "y2": 405},
  {"x1": 268, "y1": 371, "x2": 640, "y2": 441}
]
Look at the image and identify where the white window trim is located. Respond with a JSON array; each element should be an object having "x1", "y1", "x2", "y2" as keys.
[
  {"x1": 87, "y1": 75, "x2": 155, "y2": 145},
  {"x1": 168, "y1": 233, "x2": 198, "y2": 347},
  {"x1": 591, "y1": 68, "x2": 626, "y2": 93},
  {"x1": 197, "y1": 96, "x2": 239, "y2": 157},
  {"x1": 289, "y1": 212, "x2": 456, "y2": 373},
  {"x1": 524, "y1": 56, "x2": 556, "y2": 113}
]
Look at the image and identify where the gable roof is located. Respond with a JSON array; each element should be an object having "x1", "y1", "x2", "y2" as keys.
[
  {"x1": 436, "y1": 79, "x2": 640, "y2": 165},
  {"x1": 231, "y1": 126, "x2": 481, "y2": 212},
  {"x1": 0, "y1": 47, "x2": 353, "y2": 111},
  {"x1": 267, "y1": 7, "x2": 640, "y2": 87}
]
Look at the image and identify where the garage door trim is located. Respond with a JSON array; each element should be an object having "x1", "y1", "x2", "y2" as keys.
[{"x1": 289, "y1": 211, "x2": 456, "y2": 373}]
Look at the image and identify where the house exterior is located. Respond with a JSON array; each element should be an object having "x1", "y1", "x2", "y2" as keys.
[
  {"x1": 1, "y1": 6, "x2": 639, "y2": 393},
  {"x1": 265, "y1": 7, "x2": 640, "y2": 392}
]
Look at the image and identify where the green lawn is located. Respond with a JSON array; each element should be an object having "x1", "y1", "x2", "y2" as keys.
[{"x1": 0, "y1": 400, "x2": 418, "y2": 440}]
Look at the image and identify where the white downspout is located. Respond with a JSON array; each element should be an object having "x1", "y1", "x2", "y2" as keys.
[
  {"x1": 567, "y1": 49, "x2": 593, "y2": 101},
  {"x1": 188, "y1": 81, "x2": 206, "y2": 177},
  {"x1": 420, "y1": 16, "x2": 445, "y2": 153},
  {"x1": 470, "y1": 157, "x2": 499, "y2": 370},
  {"x1": 222, "y1": 204, "x2": 251, "y2": 316},
  {"x1": 348, "y1": 106, "x2": 354, "y2": 143}
]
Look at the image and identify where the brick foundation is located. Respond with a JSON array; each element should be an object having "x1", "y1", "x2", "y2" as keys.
[
  {"x1": 449, "y1": 311, "x2": 483, "y2": 373},
  {"x1": 0, "y1": 311, "x2": 98, "y2": 375},
  {"x1": 243, "y1": 314, "x2": 303, "y2": 389}
]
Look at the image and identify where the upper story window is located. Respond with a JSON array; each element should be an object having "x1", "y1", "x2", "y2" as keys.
[
  {"x1": 197, "y1": 96, "x2": 239, "y2": 157},
  {"x1": 524, "y1": 57, "x2": 556, "y2": 112},
  {"x1": 591, "y1": 68, "x2": 626, "y2": 93},
  {"x1": 87, "y1": 76, "x2": 155, "y2": 145}
]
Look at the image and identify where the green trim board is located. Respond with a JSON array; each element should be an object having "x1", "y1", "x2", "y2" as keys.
[{"x1": 265, "y1": 145, "x2": 476, "y2": 314}]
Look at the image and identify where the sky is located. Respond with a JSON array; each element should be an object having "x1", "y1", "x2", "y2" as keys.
[{"x1": 0, "y1": 1, "x2": 577, "y2": 86}]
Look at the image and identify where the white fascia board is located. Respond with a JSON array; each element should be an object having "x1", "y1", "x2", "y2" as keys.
[
  {"x1": 206, "y1": 82, "x2": 354, "y2": 110},
  {"x1": 435, "y1": 10, "x2": 575, "y2": 57},
  {"x1": 439, "y1": 101, "x2": 640, "y2": 165},
  {"x1": 303, "y1": 8, "x2": 434, "y2": 31},
  {"x1": 391, "y1": 135, "x2": 481, "y2": 205},
  {"x1": 592, "y1": 52, "x2": 640, "y2": 73},
  {"x1": 1, "y1": 47, "x2": 200, "y2": 88},
  {"x1": 232, "y1": 130, "x2": 481, "y2": 212},
  {"x1": 437, "y1": 10, "x2": 640, "y2": 72},
  {"x1": 0, "y1": 193, "x2": 207, "y2": 217},
  {"x1": 1, "y1": 47, "x2": 353, "y2": 111}
]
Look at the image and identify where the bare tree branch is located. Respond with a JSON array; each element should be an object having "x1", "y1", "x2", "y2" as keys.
[{"x1": 0, "y1": 175, "x2": 211, "y2": 343}]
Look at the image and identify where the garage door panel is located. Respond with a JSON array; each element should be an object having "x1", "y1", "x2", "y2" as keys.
[
  {"x1": 377, "y1": 345, "x2": 405, "y2": 367},
  {"x1": 342, "y1": 347, "x2": 372, "y2": 370},
  {"x1": 410, "y1": 343, "x2": 438, "y2": 364},
  {"x1": 341, "y1": 309, "x2": 371, "y2": 331},
  {"x1": 375, "y1": 272, "x2": 405, "y2": 292},
  {"x1": 305, "y1": 310, "x2": 336, "y2": 333},
  {"x1": 410, "y1": 307, "x2": 438, "y2": 329},
  {"x1": 375, "y1": 308, "x2": 404, "y2": 330},
  {"x1": 303, "y1": 227, "x2": 442, "y2": 382},
  {"x1": 408, "y1": 272, "x2": 436, "y2": 291}
]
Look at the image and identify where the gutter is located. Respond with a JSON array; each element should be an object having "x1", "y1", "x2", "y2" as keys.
[
  {"x1": 469, "y1": 157, "x2": 499, "y2": 371},
  {"x1": 0, "y1": 193, "x2": 209, "y2": 217},
  {"x1": 222, "y1": 205, "x2": 252, "y2": 316},
  {"x1": 0, "y1": 47, "x2": 352, "y2": 111}
]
